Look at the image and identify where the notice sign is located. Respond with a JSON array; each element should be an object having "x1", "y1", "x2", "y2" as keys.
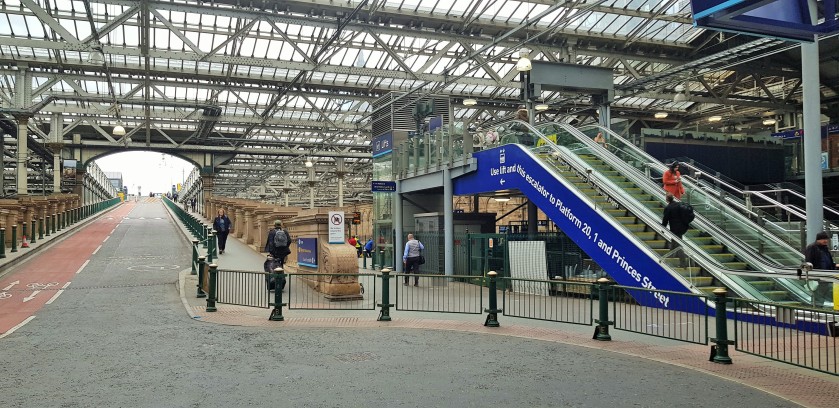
[
  {"x1": 297, "y1": 238, "x2": 318, "y2": 267},
  {"x1": 328, "y1": 211, "x2": 345, "y2": 244}
]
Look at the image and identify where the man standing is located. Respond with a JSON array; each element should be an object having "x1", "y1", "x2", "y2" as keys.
[
  {"x1": 402, "y1": 233, "x2": 424, "y2": 286},
  {"x1": 265, "y1": 220, "x2": 292, "y2": 269},
  {"x1": 805, "y1": 231, "x2": 838, "y2": 270},
  {"x1": 661, "y1": 193, "x2": 690, "y2": 241}
]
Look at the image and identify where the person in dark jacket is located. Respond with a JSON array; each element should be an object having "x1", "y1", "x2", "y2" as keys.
[
  {"x1": 212, "y1": 208, "x2": 232, "y2": 254},
  {"x1": 265, "y1": 220, "x2": 292, "y2": 268},
  {"x1": 804, "y1": 231, "x2": 837, "y2": 270},
  {"x1": 661, "y1": 193, "x2": 689, "y2": 239}
]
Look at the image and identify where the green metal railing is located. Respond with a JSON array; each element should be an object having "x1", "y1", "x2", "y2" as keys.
[
  {"x1": 501, "y1": 277, "x2": 594, "y2": 325},
  {"x1": 394, "y1": 273, "x2": 484, "y2": 314},
  {"x1": 612, "y1": 285, "x2": 710, "y2": 345},
  {"x1": 734, "y1": 297, "x2": 838, "y2": 375}
]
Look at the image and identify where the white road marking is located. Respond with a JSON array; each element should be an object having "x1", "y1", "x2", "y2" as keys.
[
  {"x1": 46, "y1": 283, "x2": 70, "y2": 305},
  {"x1": 92, "y1": 245, "x2": 102, "y2": 255},
  {"x1": 3, "y1": 280, "x2": 19, "y2": 291},
  {"x1": 23, "y1": 291, "x2": 41, "y2": 302},
  {"x1": 111, "y1": 228, "x2": 116, "y2": 234},
  {"x1": 103, "y1": 236, "x2": 110, "y2": 243},
  {"x1": 0, "y1": 316, "x2": 36, "y2": 339},
  {"x1": 75, "y1": 260, "x2": 90, "y2": 274}
]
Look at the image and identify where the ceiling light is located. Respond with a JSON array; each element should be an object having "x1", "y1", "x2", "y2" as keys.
[
  {"x1": 708, "y1": 115, "x2": 723, "y2": 123},
  {"x1": 762, "y1": 118, "x2": 777, "y2": 126},
  {"x1": 305, "y1": 158, "x2": 313, "y2": 167},
  {"x1": 87, "y1": 51, "x2": 103, "y2": 65},
  {"x1": 654, "y1": 112, "x2": 668, "y2": 119},
  {"x1": 673, "y1": 92, "x2": 687, "y2": 103},
  {"x1": 494, "y1": 197, "x2": 511, "y2": 202},
  {"x1": 516, "y1": 49, "x2": 532, "y2": 72},
  {"x1": 463, "y1": 98, "x2": 477, "y2": 106},
  {"x1": 112, "y1": 122, "x2": 126, "y2": 136},
  {"x1": 535, "y1": 104, "x2": 549, "y2": 111}
]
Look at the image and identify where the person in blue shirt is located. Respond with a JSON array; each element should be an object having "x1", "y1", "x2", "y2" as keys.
[
  {"x1": 364, "y1": 238, "x2": 374, "y2": 258},
  {"x1": 402, "y1": 233, "x2": 424, "y2": 286}
]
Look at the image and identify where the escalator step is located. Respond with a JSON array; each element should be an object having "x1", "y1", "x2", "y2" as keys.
[
  {"x1": 634, "y1": 232, "x2": 657, "y2": 240},
  {"x1": 623, "y1": 224, "x2": 647, "y2": 232},
  {"x1": 722, "y1": 262, "x2": 749, "y2": 270},
  {"x1": 710, "y1": 253, "x2": 736, "y2": 262},
  {"x1": 615, "y1": 217, "x2": 639, "y2": 224},
  {"x1": 646, "y1": 240, "x2": 668, "y2": 249},
  {"x1": 700, "y1": 245, "x2": 725, "y2": 253},
  {"x1": 687, "y1": 277, "x2": 714, "y2": 286},
  {"x1": 675, "y1": 267, "x2": 702, "y2": 276}
]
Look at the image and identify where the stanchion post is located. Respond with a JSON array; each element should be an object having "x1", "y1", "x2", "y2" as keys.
[
  {"x1": 0, "y1": 228, "x2": 6, "y2": 258},
  {"x1": 206, "y1": 263, "x2": 218, "y2": 312},
  {"x1": 10, "y1": 224, "x2": 18, "y2": 253},
  {"x1": 196, "y1": 256, "x2": 207, "y2": 298},
  {"x1": 484, "y1": 271, "x2": 501, "y2": 327},
  {"x1": 202, "y1": 226, "x2": 209, "y2": 248},
  {"x1": 207, "y1": 232, "x2": 216, "y2": 264},
  {"x1": 30, "y1": 219, "x2": 36, "y2": 244},
  {"x1": 40, "y1": 217, "x2": 46, "y2": 238},
  {"x1": 269, "y1": 267, "x2": 285, "y2": 321},
  {"x1": 378, "y1": 268, "x2": 393, "y2": 321},
  {"x1": 711, "y1": 288, "x2": 733, "y2": 364},
  {"x1": 594, "y1": 278, "x2": 613, "y2": 341},
  {"x1": 191, "y1": 240, "x2": 199, "y2": 275}
]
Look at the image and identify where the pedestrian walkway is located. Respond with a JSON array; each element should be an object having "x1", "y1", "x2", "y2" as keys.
[{"x1": 173, "y1": 205, "x2": 839, "y2": 408}]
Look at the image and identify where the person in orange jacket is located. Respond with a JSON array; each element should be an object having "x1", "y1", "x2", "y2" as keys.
[{"x1": 662, "y1": 162, "x2": 685, "y2": 200}]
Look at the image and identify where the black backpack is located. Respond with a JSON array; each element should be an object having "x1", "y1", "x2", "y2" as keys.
[
  {"x1": 273, "y1": 228, "x2": 289, "y2": 248},
  {"x1": 679, "y1": 202, "x2": 696, "y2": 224}
]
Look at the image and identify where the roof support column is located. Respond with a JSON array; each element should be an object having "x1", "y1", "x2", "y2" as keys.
[{"x1": 802, "y1": 7, "x2": 823, "y2": 242}]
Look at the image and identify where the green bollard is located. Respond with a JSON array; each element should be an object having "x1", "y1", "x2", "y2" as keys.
[
  {"x1": 377, "y1": 268, "x2": 393, "y2": 321},
  {"x1": 40, "y1": 217, "x2": 46, "y2": 238},
  {"x1": 363, "y1": 252, "x2": 368, "y2": 269},
  {"x1": 202, "y1": 226, "x2": 209, "y2": 248},
  {"x1": 30, "y1": 220, "x2": 36, "y2": 244},
  {"x1": 484, "y1": 271, "x2": 501, "y2": 327},
  {"x1": 594, "y1": 278, "x2": 613, "y2": 341},
  {"x1": 51, "y1": 214, "x2": 56, "y2": 234},
  {"x1": 57, "y1": 213, "x2": 62, "y2": 231},
  {"x1": 0, "y1": 228, "x2": 6, "y2": 258},
  {"x1": 207, "y1": 232, "x2": 216, "y2": 264},
  {"x1": 10, "y1": 225, "x2": 18, "y2": 253},
  {"x1": 711, "y1": 288, "x2": 733, "y2": 364},
  {"x1": 206, "y1": 263, "x2": 218, "y2": 312},
  {"x1": 269, "y1": 267, "x2": 286, "y2": 321},
  {"x1": 191, "y1": 240, "x2": 199, "y2": 275},
  {"x1": 196, "y1": 256, "x2": 207, "y2": 298}
]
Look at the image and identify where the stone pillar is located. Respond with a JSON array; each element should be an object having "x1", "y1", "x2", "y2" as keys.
[
  {"x1": 0, "y1": 200, "x2": 21, "y2": 246},
  {"x1": 253, "y1": 208, "x2": 273, "y2": 251},
  {"x1": 233, "y1": 206, "x2": 245, "y2": 238},
  {"x1": 16, "y1": 116, "x2": 29, "y2": 196},
  {"x1": 242, "y1": 204, "x2": 257, "y2": 244},
  {"x1": 283, "y1": 208, "x2": 361, "y2": 300}
]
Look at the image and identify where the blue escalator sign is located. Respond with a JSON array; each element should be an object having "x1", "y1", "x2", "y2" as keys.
[{"x1": 453, "y1": 145, "x2": 703, "y2": 312}]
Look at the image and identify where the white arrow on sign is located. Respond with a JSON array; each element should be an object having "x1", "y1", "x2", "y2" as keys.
[
  {"x1": 3, "y1": 280, "x2": 19, "y2": 291},
  {"x1": 23, "y1": 290, "x2": 41, "y2": 302},
  {"x1": 499, "y1": 178, "x2": 506, "y2": 185}
]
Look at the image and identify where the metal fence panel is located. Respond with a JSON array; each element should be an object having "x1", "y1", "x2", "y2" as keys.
[
  {"x1": 501, "y1": 278, "x2": 594, "y2": 325},
  {"x1": 395, "y1": 274, "x2": 483, "y2": 314},
  {"x1": 215, "y1": 269, "x2": 269, "y2": 308},
  {"x1": 613, "y1": 286, "x2": 709, "y2": 345},
  {"x1": 286, "y1": 273, "x2": 377, "y2": 310},
  {"x1": 734, "y1": 299, "x2": 838, "y2": 375}
]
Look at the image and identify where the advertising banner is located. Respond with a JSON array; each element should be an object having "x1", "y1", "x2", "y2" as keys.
[
  {"x1": 297, "y1": 238, "x2": 318, "y2": 267},
  {"x1": 453, "y1": 145, "x2": 704, "y2": 313},
  {"x1": 328, "y1": 211, "x2": 345, "y2": 244}
]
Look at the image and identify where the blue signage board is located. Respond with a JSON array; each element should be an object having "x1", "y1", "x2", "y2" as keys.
[
  {"x1": 371, "y1": 181, "x2": 396, "y2": 192},
  {"x1": 429, "y1": 115, "x2": 444, "y2": 133},
  {"x1": 297, "y1": 238, "x2": 318, "y2": 267},
  {"x1": 453, "y1": 145, "x2": 706, "y2": 314},
  {"x1": 372, "y1": 131, "x2": 393, "y2": 158},
  {"x1": 690, "y1": 0, "x2": 836, "y2": 42}
]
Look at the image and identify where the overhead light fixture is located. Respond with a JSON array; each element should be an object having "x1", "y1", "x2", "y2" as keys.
[
  {"x1": 112, "y1": 121, "x2": 126, "y2": 136},
  {"x1": 762, "y1": 118, "x2": 777, "y2": 126},
  {"x1": 516, "y1": 49, "x2": 532, "y2": 72},
  {"x1": 494, "y1": 197, "x2": 511, "y2": 202},
  {"x1": 535, "y1": 104, "x2": 549, "y2": 111},
  {"x1": 305, "y1": 157, "x2": 313, "y2": 167},
  {"x1": 673, "y1": 84, "x2": 687, "y2": 102},
  {"x1": 708, "y1": 115, "x2": 723, "y2": 123},
  {"x1": 463, "y1": 98, "x2": 477, "y2": 106},
  {"x1": 87, "y1": 49, "x2": 103, "y2": 65},
  {"x1": 654, "y1": 112, "x2": 668, "y2": 119}
]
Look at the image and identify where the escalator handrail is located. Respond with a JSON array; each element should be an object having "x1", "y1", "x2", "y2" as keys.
[{"x1": 573, "y1": 123, "x2": 806, "y2": 266}]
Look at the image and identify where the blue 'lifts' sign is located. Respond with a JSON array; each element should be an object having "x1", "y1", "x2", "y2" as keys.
[
  {"x1": 372, "y1": 131, "x2": 393, "y2": 158},
  {"x1": 297, "y1": 238, "x2": 318, "y2": 267},
  {"x1": 453, "y1": 144, "x2": 706, "y2": 314}
]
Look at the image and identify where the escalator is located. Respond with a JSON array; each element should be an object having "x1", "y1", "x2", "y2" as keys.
[{"x1": 454, "y1": 120, "x2": 830, "y2": 309}]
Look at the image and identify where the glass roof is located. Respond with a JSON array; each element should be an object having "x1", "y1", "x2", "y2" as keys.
[{"x1": 0, "y1": 0, "x2": 822, "y2": 202}]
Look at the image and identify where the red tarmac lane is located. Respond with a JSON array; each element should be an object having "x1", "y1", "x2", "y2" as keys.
[{"x1": 0, "y1": 202, "x2": 135, "y2": 337}]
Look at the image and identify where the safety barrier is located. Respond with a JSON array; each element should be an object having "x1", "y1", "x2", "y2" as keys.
[
  {"x1": 0, "y1": 197, "x2": 120, "y2": 259},
  {"x1": 192, "y1": 264, "x2": 837, "y2": 377},
  {"x1": 734, "y1": 297, "x2": 838, "y2": 375}
]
